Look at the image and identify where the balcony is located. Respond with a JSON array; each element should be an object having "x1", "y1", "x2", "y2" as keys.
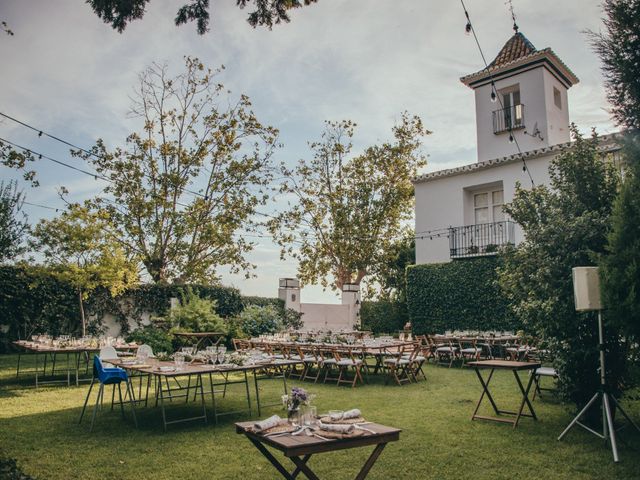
[
  {"x1": 492, "y1": 104, "x2": 525, "y2": 134},
  {"x1": 449, "y1": 221, "x2": 516, "y2": 259}
]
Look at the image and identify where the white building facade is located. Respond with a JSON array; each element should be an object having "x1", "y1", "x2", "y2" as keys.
[{"x1": 414, "y1": 31, "x2": 619, "y2": 265}]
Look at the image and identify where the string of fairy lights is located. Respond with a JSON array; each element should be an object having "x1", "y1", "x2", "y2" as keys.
[
  {"x1": 0, "y1": 111, "x2": 460, "y2": 243},
  {"x1": 0, "y1": 113, "x2": 290, "y2": 243},
  {"x1": 460, "y1": 0, "x2": 536, "y2": 187}
]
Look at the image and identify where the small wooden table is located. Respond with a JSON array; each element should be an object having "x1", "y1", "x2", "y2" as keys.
[
  {"x1": 236, "y1": 421, "x2": 401, "y2": 480},
  {"x1": 468, "y1": 360, "x2": 541, "y2": 428}
]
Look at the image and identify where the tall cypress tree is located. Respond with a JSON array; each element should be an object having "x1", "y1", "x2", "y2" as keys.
[{"x1": 593, "y1": 1, "x2": 640, "y2": 342}]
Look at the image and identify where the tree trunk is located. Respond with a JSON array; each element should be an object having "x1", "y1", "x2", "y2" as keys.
[{"x1": 78, "y1": 288, "x2": 86, "y2": 337}]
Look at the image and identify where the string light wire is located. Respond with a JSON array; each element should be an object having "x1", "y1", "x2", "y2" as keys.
[{"x1": 459, "y1": 0, "x2": 535, "y2": 187}]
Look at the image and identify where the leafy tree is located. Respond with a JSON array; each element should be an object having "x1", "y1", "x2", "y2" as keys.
[
  {"x1": 75, "y1": 57, "x2": 279, "y2": 284},
  {"x1": 592, "y1": 0, "x2": 640, "y2": 344},
  {"x1": 87, "y1": 0, "x2": 318, "y2": 34},
  {"x1": 0, "y1": 143, "x2": 38, "y2": 187},
  {"x1": 372, "y1": 234, "x2": 415, "y2": 303},
  {"x1": 0, "y1": 181, "x2": 28, "y2": 262},
  {"x1": 268, "y1": 113, "x2": 429, "y2": 291},
  {"x1": 590, "y1": 0, "x2": 640, "y2": 130},
  {"x1": 31, "y1": 204, "x2": 139, "y2": 336},
  {"x1": 498, "y1": 127, "x2": 626, "y2": 412},
  {"x1": 601, "y1": 136, "x2": 640, "y2": 342}
]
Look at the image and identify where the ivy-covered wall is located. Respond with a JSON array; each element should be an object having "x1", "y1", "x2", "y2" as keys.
[
  {"x1": 406, "y1": 257, "x2": 519, "y2": 334},
  {"x1": 360, "y1": 300, "x2": 408, "y2": 334},
  {"x1": 0, "y1": 265, "x2": 250, "y2": 352}
]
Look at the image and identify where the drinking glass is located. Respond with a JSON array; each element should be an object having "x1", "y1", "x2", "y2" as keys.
[
  {"x1": 136, "y1": 351, "x2": 148, "y2": 364},
  {"x1": 329, "y1": 410, "x2": 344, "y2": 421},
  {"x1": 174, "y1": 353, "x2": 186, "y2": 371},
  {"x1": 303, "y1": 406, "x2": 318, "y2": 427}
]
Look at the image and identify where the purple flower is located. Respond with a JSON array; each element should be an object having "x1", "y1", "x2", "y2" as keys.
[{"x1": 289, "y1": 387, "x2": 308, "y2": 408}]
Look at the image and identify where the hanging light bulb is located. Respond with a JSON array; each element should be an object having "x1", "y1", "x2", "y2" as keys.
[
  {"x1": 522, "y1": 165, "x2": 526, "y2": 172},
  {"x1": 509, "y1": 133, "x2": 515, "y2": 143},
  {"x1": 465, "y1": 22, "x2": 472, "y2": 35},
  {"x1": 490, "y1": 89, "x2": 497, "y2": 103}
]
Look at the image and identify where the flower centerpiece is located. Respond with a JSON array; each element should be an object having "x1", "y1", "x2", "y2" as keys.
[
  {"x1": 228, "y1": 352, "x2": 249, "y2": 366},
  {"x1": 282, "y1": 387, "x2": 311, "y2": 422}
]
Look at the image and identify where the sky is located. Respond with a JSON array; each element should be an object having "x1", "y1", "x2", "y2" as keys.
[{"x1": 0, "y1": 0, "x2": 617, "y2": 303}]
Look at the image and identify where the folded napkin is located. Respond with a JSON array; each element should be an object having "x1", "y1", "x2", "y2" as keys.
[
  {"x1": 342, "y1": 409, "x2": 361, "y2": 420},
  {"x1": 318, "y1": 422, "x2": 355, "y2": 434},
  {"x1": 253, "y1": 415, "x2": 285, "y2": 432}
]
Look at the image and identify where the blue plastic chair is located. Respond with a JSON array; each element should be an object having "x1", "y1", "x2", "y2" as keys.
[{"x1": 78, "y1": 356, "x2": 137, "y2": 431}]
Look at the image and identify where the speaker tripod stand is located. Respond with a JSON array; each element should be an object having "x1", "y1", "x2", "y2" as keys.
[{"x1": 557, "y1": 311, "x2": 640, "y2": 462}]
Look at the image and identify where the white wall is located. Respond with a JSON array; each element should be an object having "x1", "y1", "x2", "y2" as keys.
[
  {"x1": 299, "y1": 303, "x2": 353, "y2": 332},
  {"x1": 474, "y1": 67, "x2": 569, "y2": 162},
  {"x1": 542, "y1": 68, "x2": 571, "y2": 147},
  {"x1": 415, "y1": 153, "x2": 554, "y2": 264}
]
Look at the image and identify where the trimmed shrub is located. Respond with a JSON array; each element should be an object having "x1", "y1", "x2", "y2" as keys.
[{"x1": 406, "y1": 257, "x2": 517, "y2": 334}]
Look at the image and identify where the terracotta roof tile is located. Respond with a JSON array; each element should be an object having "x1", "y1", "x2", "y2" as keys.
[{"x1": 489, "y1": 32, "x2": 537, "y2": 68}]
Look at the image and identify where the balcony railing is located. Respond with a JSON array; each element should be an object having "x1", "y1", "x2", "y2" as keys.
[
  {"x1": 449, "y1": 221, "x2": 516, "y2": 259},
  {"x1": 492, "y1": 104, "x2": 525, "y2": 134}
]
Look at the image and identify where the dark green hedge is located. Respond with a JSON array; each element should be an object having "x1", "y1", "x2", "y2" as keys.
[
  {"x1": 406, "y1": 257, "x2": 518, "y2": 334},
  {"x1": 0, "y1": 266, "x2": 79, "y2": 353},
  {"x1": 361, "y1": 300, "x2": 408, "y2": 334},
  {"x1": 0, "y1": 265, "x2": 245, "y2": 352},
  {"x1": 241, "y1": 295, "x2": 285, "y2": 310}
]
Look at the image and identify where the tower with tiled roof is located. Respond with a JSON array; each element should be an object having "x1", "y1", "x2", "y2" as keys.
[{"x1": 461, "y1": 31, "x2": 579, "y2": 162}]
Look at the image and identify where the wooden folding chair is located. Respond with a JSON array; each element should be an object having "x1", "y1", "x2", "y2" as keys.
[{"x1": 334, "y1": 347, "x2": 364, "y2": 388}]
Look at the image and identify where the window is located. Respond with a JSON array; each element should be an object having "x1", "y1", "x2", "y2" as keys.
[
  {"x1": 502, "y1": 89, "x2": 523, "y2": 129},
  {"x1": 554, "y1": 86, "x2": 562, "y2": 109},
  {"x1": 474, "y1": 189, "x2": 504, "y2": 224},
  {"x1": 493, "y1": 85, "x2": 524, "y2": 133}
]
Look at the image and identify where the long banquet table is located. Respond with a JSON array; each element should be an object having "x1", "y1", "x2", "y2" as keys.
[
  {"x1": 108, "y1": 357, "x2": 303, "y2": 431},
  {"x1": 247, "y1": 339, "x2": 418, "y2": 375},
  {"x1": 12, "y1": 340, "x2": 139, "y2": 387}
]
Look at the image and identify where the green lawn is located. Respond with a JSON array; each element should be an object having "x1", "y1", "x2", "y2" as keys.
[{"x1": 1, "y1": 353, "x2": 639, "y2": 480}]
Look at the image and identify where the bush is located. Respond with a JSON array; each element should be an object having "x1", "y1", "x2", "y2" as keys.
[
  {"x1": 125, "y1": 326, "x2": 173, "y2": 354},
  {"x1": 237, "y1": 305, "x2": 283, "y2": 337},
  {"x1": 0, "y1": 454, "x2": 36, "y2": 480},
  {"x1": 361, "y1": 300, "x2": 407, "y2": 334},
  {"x1": 167, "y1": 289, "x2": 227, "y2": 334},
  {"x1": 406, "y1": 257, "x2": 515, "y2": 334}
]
